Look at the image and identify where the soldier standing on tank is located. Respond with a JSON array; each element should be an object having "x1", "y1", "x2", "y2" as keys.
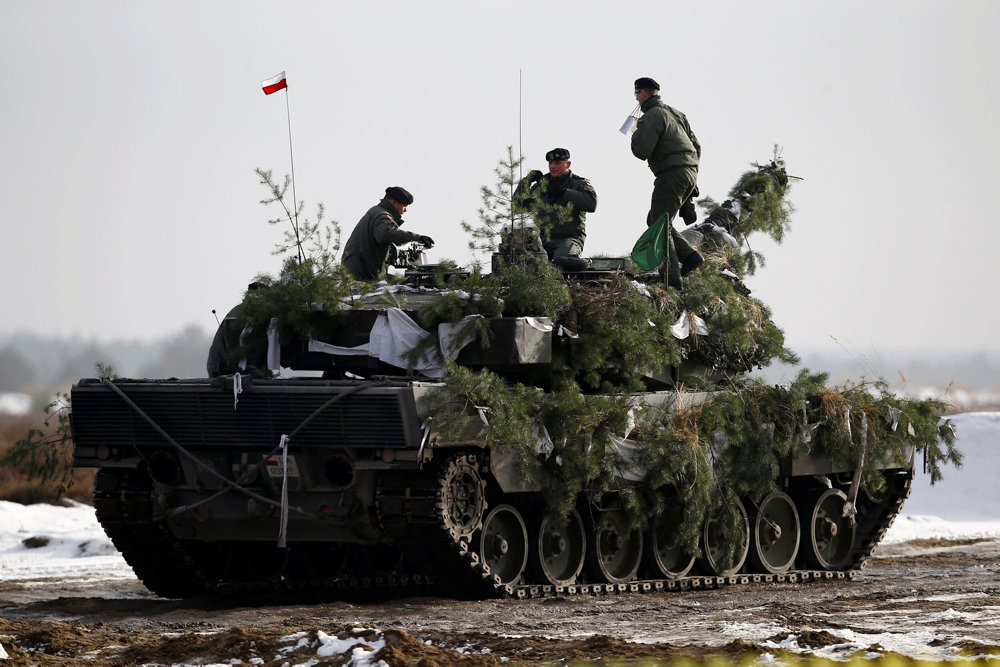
[
  {"x1": 513, "y1": 147, "x2": 597, "y2": 261},
  {"x1": 342, "y1": 186, "x2": 435, "y2": 281},
  {"x1": 630, "y1": 77, "x2": 704, "y2": 288}
]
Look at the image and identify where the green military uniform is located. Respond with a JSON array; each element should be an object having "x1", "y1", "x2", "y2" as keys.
[
  {"x1": 631, "y1": 93, "x2": 701, "y2": 287},
  {"x1": 206, "y1": 305, "x2": 239, "y2": 377},
  {"x1": 342, "y1": 199, "x2": 424, "y2": 281},
  {"x1": 513, "y1": 170, "x2": 597, "y2": 259}
]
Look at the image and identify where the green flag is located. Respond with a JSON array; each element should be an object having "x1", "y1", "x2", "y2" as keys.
[{"x1": 631, "y1": 213, "x2": 669, "y2": 271}]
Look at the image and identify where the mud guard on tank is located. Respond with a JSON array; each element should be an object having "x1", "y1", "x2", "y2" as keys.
[{"x1": 490, "y1": 445, "x2": 544, "y2": 493}]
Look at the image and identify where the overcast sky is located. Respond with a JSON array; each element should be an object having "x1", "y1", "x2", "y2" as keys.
[{"x1": 2, "y1": 0, "x2": 998, "y2": 360}]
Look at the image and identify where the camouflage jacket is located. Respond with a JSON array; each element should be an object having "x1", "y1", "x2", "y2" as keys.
[
  {"x1": 342, "y1": 199, "x2": 422, "y2": 281},
  {"x1": 631, "y1": 95, "x2": 700, "y2": 175},
  {"x1": 513, "y1": 170, "x2": 597, "y2": 243}
]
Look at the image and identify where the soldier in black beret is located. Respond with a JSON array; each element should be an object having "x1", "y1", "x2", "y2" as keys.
[
  {"x1": 631, "y1": 77, "x2": 704, "y2": 287},
  {"x1": 384, "y1": 186, "x2": 414, "y2": 206},
  {"x1": 342, "y1": 187, "x2": 435, "y2": 281},
  {"x1": 513, "y1": 147, "x2": 597, "y2": 261}
]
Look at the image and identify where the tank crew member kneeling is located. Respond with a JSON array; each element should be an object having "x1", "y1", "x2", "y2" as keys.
[
  {"x1": 630, "y1": 77, "x2": 704, "y2": 288},
  {"x1": 342, "y1": 186, "x2": 434, "y2": 281},
  {"x1": 514, "y1": 147, "x2": 597, "y2": 263}
]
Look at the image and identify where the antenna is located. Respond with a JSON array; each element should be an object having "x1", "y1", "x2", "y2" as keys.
[
  {"x1": 511, "y1": 69, "x2": 524, "y2": 267},
  {"x1": 518, "y1": 69, "x2": 523, "y2": 182}
]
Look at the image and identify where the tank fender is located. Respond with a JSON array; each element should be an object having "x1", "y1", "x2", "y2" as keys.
[{"x1": 489, "y1": 446, "x2": 543, "y2": 493}]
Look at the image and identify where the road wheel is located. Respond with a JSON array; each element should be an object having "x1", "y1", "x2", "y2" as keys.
[
  {"x1": 698, "y1": 497, "x2": 749, "y2": 576},
  {"x1": 801, "y1": 488, "x2": 856, "y2": 570},
  {"x1": 586, "y1": 508, "x2": 642, "y2": 584},
  {"x1": 747, "y1": 491, "x2": 800, "y2": 574},
  {"x1": 644, "y1": 491, "x2": 695, "y2": 579},
  {"x1": 529, "y1": 508, "x2": 586, "y2": 586},
  {"x1": 478, "y1": 504, "x2": 528, "y2": 586}
]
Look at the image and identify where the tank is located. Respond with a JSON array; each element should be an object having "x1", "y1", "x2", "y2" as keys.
[{"x1": 69, "y1": 161, "x2": 952, "y2": 600}]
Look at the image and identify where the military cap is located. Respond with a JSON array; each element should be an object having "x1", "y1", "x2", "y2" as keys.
[
  {"x1": 634, "y1": 76, "x2": 660, "y2": 91},
  {"x1": 545, "y1": 147, "x2": 571, "y2": 162},
  {"x1": 385, "y1": 186, "x2": 414, "y2": 205}
]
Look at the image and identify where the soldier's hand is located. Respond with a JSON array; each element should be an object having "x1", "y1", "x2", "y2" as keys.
[
  {"x1": 418, "y1": 235, "x2": 435, "y2": 248},
  {"x1": 546, "y1": 184, "x2": 566, "y2": 201},
  {"x1": 680, "y1": 199, "x2": 697, "y2": 225},
  {"x1": 528, "y1": 169, "x2": 543, "y2": 182}
]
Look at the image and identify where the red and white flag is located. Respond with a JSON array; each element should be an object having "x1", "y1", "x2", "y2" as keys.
[{"x1": 261, "y1": 71, "x2": 287, "y2": 95}]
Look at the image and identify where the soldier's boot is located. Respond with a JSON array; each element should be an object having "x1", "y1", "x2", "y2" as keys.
[{"x1": 681, "y1": 251, "x2": 704, "y2": 277}]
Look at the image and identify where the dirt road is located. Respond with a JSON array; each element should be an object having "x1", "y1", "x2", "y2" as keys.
[{"x1": 1, "y1": 538, "x2": 999, "y2": 665}]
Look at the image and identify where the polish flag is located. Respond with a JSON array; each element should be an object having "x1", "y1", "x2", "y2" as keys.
[{"x1": 261, "y1": 71, "x2": 287, "y2": 95}]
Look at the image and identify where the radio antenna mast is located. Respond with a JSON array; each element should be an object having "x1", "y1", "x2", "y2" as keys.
[{"x1": 518, "y1": 68, "x2": 523, "y2": 182}]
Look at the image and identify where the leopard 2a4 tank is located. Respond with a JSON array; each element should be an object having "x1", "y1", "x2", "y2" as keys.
[{"x1": 69, "y1": 162, "x2": 948, "y2": 599}]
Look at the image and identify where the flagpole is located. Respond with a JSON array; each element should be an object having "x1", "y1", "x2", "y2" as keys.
[{"x1": 283, "y1": 85, "x2": 303, "y2": 264}]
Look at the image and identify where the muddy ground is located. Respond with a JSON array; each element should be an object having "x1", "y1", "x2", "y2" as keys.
[{"x1": 2, "y1": 538, "x2": 999, "y2": 665}]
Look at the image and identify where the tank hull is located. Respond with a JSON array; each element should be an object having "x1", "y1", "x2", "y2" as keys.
[{"x1": 72, "y1": 376, "x2": 913, "y2": 599}]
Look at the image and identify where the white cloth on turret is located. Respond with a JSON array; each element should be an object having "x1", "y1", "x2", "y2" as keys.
[
  {"x1": 670, "y1": 309, "x2": 709, "y2": 339},
  {"x1": 438, "y1": 314, "x2": 486, "y2": 360},
  {"x1": 307, "y1": 307, "x2": 446, "y2": 377},
  {"x1": 266, "y1": 318, "x2": 281, "y2": 372}
]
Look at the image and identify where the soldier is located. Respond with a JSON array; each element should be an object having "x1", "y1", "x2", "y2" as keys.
[
  {"x1": 206, "y1": 282, "x2": 266, "y2": 378},
  {"x1": 342, "y1": 186, "x2": 435, "y2": 281},
  {"x1": 630, "y1": 77, "x2": 704, "y2": 288},
  {"x1": 513, "y1": 147, "x2": 597, "y2": 261}
]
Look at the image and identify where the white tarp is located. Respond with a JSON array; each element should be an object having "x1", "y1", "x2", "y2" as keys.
[
  {"x1": 266, "y1": 318, "x2": 281, "y2": 372},
  {"x1": 609, "y1": 436, "x2": 646, "y2": 482},
  {"x1": 523, "y1": 317, "x2": 554, "y2": 333},
  {"x1": 306, "y1": 339, "x2": 370, "y2": 356},
  {"x1": 306, "y1": 307, "x2": 446, "y2": 377},
  {"x1": 370, "y1": 308, "x2": 445, "y2": 376},
  {"x1": 670, "y1": 309, "x2": 709, "y2": 339},
  {"x1": 438, "y1": 314, "x2": 487, "y2": 360},
  {"x1": 305, "y1": 310, "x2": 554, "y2": 377}
]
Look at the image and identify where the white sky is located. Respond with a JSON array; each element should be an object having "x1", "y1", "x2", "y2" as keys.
[{"x1": 2, "y1": 1, "x2": 998, "y2": 357}]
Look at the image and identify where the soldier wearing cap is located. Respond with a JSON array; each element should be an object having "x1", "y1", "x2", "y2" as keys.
[
  {"x1": 513, "y1": 147, "x2": 597, "y2": 260},
  {"x1": 342, "y1": 186, "x2": 435, "y2": 281},
  {"x1": 630, "y1": 76, "x2": 704, "y2": 287}
]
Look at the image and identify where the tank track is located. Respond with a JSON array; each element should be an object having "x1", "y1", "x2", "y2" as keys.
[
  {"x1": 93, "y1": 461, "x2": 912, "y2": 601},
  {"x1": 846, "y1": 468, "x2": 913, "y2": 571},
  {"x1": 93, "y1": 469, "x2": 218, "y2": 598}
]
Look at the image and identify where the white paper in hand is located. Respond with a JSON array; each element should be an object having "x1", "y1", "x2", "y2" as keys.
[{"x1": 619, "y1": 115, "x2": 638, "y2": 135}]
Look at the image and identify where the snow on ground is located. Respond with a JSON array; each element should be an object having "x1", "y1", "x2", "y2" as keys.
[
  {"x1": 0, "y1": 393, "x2": 32, "y2": 416},
  {"x1": 0, "y1": 499, "x2": 134, "y2": 586}
]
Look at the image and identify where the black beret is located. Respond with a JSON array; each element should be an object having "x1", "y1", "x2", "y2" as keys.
[
  {"x1": 634, "y1": 77, "x2": 660, "y2": 91},
  {"x1": 545, "y1": 147, "x2": 570, "y2": 162},
  {"x1": 385, "y1": 186, "x2": 413, "y2": 205}
]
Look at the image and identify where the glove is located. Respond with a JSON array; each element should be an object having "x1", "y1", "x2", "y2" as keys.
[
  {"x1": 546, "y1": 183, "x2": 567, "y2": 201},
  {"x1": 680, "y1": 199, "x2": 697, "y2": 225},
  {"x1": 527, "y1": 169, "x2": 544, "y2": 183},
  {"x1": 418, "y1": 235, "x2": 435, "y2": 248}
]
